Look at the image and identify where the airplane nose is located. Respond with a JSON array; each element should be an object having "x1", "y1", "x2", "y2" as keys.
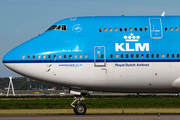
[{"x1": 2, "y1": 49, "x2": 15, "y2": 71}]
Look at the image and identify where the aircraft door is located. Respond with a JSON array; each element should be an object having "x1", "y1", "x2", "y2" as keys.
[
  {"x1": 149, "y1": 18, "x2": 163, "y2": 39},
  {"x1": 94, "y1": 46, "x2": 106, "y2": 67}
]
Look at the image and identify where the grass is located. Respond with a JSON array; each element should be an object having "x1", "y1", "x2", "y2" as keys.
[
  {"x1": 0, "y1": 96, "x2": 180, "y2": 109},
  {"x1": 0, "y1": 96, "x2": 180, "y2": 115}
]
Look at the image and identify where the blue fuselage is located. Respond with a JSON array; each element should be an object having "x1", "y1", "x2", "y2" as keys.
[
  {"x1": 3, "y1": 16, "x2": 180, "y2": 63},
  {"x1": 3, "y1": 16, "x2": 180, "y2": 93}
]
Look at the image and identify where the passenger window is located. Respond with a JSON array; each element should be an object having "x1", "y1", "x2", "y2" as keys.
[
  {"x1": 156, "y1": 54, "x2": 159, "y2": 58},
  {"x1": 114, "y1": 28, "x2": 117, "y2": 32},
  {"x1": 101, "y1": 54, "x2": 104, "y2": 58},
  {"x1": 140, "y1": 28, "x2": 143, "y2": 31},
  {"x1": 134, "y1": 28, "x2": 138, "y2": 31},
  {"x1": 104, "y1": 28, "x2": 107, "y2": 32},
  {"x1": 161, "y1": 54, "x2": 165, "y2": 58},
  {"x1": 145, "y1": 28, "x2": 148, "y2": 31},
  {"x1": 32, "y1": 55, "x2": 35, "y2": 59},
  {"x1": 109, "y1": 28, "x2": 112, "y2": 32},
  {"x1": 115, "y1": 54, "x2": 118, "y2": 58},
  {"x1": 129, "y1": 28, "x2": 133, "y2": 31},
  {"x1": 119, "y1": 28, "x2": 123, "y2": 31},
  {"x1": 172, "y1": 54, "x2": 175, "y2": 58},
  {"x1": 64, "y1": 55, "x2": 67, "y2": 59},
  {"x1": 165, "y1": 28, "x2": 168, "y2": 31},
  {"x1": 177, "y1": 54, "x2": 180, "y2": 58},
  {"x1": 27, "y1": 55, "x2": 30, "y2": 59},
  {"x1": 167, "y1": 54, "x2": 170, "y2": 58},
  {"x1": 136, "y1": 54, "x2": 139, "y2": 58},
  {"x1": 22, "y1": 55, "x2": 25, "y2": 59},
  {"x1": 48, "y1": 55, "x2": 51, "y2": 59},
  {"x1": 146, "y1": 54, "x2": 149, "y2": 58},
  {"x1": 58, "y1": 55, "x2": 62, "y2": 59},
  {"x1": 85, "y1": 54, "x2": 88, "y2": 58},
  {"x1": 131, "y1": 54, "x2": 134, "y2": 58},
  {"x1": 175, "y1": 27, "x2": 178, "y2": 31},
  {"x1": 53, "y1": 55, "x2": 56, "y2": 59},
  {"x1": 170, "y1": 27, "x2": 173, "y2": 31},
  {"x1": 121, "y1": 54, "x2": 123, "y2": 58},
  {"x1": 110, "y1": 54, "x2": 113, "y2": 58},
  {"x1": 38, "y1": 55, "x2": 41, "y2": 59},
  {"x1": 141, "y1": 54, "x2": 144, "y2": 58},
  {"x1": 69, "y1": 54, "x2": 72, "y2": 59},
  {"x1": 126, "y1": 54, "x2": 129, "y2": 58},
  {"x1": 43, "y1": 55, "x2": 46, "y2": 59},
  {"x1": 99, "y1": 28, "x2": 102, "y2": 32},
  {"x1": 79, "y1": 54, "x2": 82, "y2": 59},
  {"x1": 151, "y1": 54, "x2": 154, "y2": 58},
  {"x1": 124, "y1": 28, "x2": 127, "y2": 31},
  {"x1": 74, "y1": 54, "x2": 77, "y2": 59}
]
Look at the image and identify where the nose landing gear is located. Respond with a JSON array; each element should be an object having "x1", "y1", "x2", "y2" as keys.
[
  {"x1": 71, "y1": 95, "x2": 87, "y2": 115},
  {"x1": 74, "y1": 103, "x2": 86, "y2": 115}
]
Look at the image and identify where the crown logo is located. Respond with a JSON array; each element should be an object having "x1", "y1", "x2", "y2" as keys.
[{"x1": 124, "y1": 33, "x2": 140, "y2": 42}]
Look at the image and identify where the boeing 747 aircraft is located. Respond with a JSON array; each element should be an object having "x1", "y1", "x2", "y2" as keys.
[{"x1": 3, "y1": 14, "x2": 180, "y2": 115}]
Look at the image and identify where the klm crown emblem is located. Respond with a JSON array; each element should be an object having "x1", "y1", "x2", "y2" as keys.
[{"x1": 124, "y1": 33, "x2": 140, "y2": 42}]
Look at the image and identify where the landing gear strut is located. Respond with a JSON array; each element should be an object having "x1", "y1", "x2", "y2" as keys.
[{"x1": 71, "y1": 95, "x2": 87, "y2": 115}]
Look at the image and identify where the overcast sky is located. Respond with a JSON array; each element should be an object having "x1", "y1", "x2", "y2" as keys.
[{"x1": 1, "y1": 0, "x2": 180, "y2": 77}]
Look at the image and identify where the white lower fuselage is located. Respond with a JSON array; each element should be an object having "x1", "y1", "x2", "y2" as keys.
[{"x1": 4, "y1": 62, "x2": 180, "y2": 93}]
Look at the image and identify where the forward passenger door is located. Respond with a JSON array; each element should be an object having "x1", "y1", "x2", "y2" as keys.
[{"x1": 94, "y1": 46, "x2": 106, "y2": 67}]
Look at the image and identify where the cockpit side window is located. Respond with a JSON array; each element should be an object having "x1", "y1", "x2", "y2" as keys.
[
  {"x1": 47, "y1": 25, "x2": 67, "y2": 31},
  {"x1": 47, "y1": 25, "x2": 57, "y2": 31},
  {"x1": 56, "y1": 25, "x2": 61, "y2": 30},
  {"x1": 62, "y1": 25, "x2": 66, "y2": 30}
]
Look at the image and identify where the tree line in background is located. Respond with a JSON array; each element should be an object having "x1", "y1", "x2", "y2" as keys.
[{"x1": 0, "y1": 77, "x2": 63, "y2": 90}]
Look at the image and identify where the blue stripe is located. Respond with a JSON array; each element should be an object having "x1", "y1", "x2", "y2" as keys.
[{"x1": 3, "y1": 59, "x2": 180, "y2": 63}]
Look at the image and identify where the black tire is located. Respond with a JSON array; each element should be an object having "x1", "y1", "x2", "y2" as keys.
[{"x1": 74, "y1": 103, "x2": 86, "y2": 115}]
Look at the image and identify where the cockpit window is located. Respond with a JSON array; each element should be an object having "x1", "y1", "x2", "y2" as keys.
[
  {"x1": 47, "y1": 25, "x2": 67, "y2": 31},
  {"x1": 47, "y1": 25, "x2": 57, "y2": 31},
  {"x1": 56, "y1": 25, "x2": 61, "y2": 30},
  {"x1": 62, "y1": 25, "x2": 66, "y2": 30}
]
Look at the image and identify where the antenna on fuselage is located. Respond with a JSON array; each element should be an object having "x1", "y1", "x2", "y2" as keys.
[{"x1": 161, "y1": 11, "x2": 165, "y2": 16}]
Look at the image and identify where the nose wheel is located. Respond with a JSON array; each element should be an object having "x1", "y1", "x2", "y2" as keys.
[
  {"x1": 71, "y1": 95, "x2": 87, "y2": 115},
  {"x1": 74, "y1": 103, "x2": 86, "y2": 115}
]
